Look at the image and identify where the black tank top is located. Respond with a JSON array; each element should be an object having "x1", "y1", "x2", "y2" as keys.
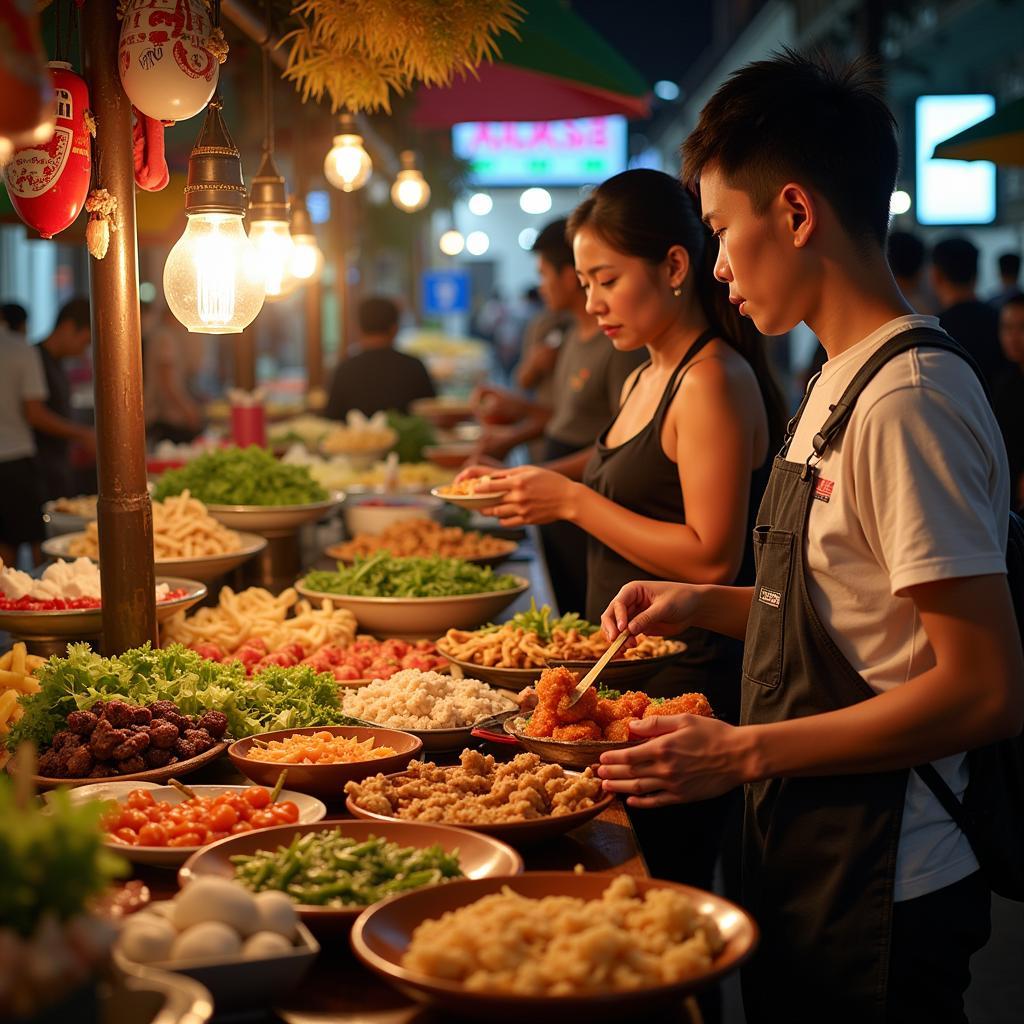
[{"x1": 582, "y1": 331, "x2": 770, "y2": 700}]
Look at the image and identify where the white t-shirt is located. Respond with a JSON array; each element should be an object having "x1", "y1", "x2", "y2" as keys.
[
  {"x1": 787, "y1": 314, "x2": 1009, "y2": 902},
  {"x1": 0, "y1": 328, "x2": 48, "y2": 461}
]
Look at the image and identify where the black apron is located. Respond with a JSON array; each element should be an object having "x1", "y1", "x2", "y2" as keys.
[{"x1": 740, "y1": 377, "x2": 909, "y2": 1022}]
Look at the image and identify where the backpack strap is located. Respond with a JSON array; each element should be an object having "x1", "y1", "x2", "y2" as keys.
[
  {"x1": 914, "y1": 761, "x2": 977, "y2": 841},
  {"x1": 809, "y1": 326, "x2": 987, "y2": 459}
]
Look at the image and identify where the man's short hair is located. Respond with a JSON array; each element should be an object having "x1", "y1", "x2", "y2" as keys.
[
  {"x1": 682, "y1": 48, "x2": 898, "y2": 245},
  {"x1": 56, "y1": 297, "x2": 91, "y2": 330},
  {"x1": 531, "y1": 218, "x2": 574, "y2": 271},
  {"x1": 887, "y1": 231, "x2": 926, "y2": 279},
  {"x1": 998, "y1": 252, "x2": 1021, "y2": 280},
  {"x1": 931, "y1": 238, "x2": 979, "y2": 286},
  {"x1": 357, "y1": 296, "x2": 400, "y2": 335},
  {"x1": 1, "y1": 302, "x2": 27, "y2": 332}
]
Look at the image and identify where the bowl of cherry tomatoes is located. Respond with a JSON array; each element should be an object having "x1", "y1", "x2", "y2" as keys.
[{"x1": 64, "y1": 781, "x2": 327, "y2": 868}]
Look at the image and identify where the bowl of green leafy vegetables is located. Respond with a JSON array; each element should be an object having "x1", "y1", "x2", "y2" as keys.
[
  {"x1": 153, "y1": 446, "x2": 341, "y2": 534},
  {"x1": 296, "y1": 554, "x2": 528, "y2": 638}
]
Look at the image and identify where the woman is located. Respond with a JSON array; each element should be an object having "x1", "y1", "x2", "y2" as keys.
[{"x1": 458, "y1": 168, "x2": 785, "y2": 896}]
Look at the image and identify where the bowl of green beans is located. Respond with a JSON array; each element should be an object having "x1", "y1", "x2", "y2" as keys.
[{"x1": 178, "y1": 821, "x2": 523, "y2": 933}]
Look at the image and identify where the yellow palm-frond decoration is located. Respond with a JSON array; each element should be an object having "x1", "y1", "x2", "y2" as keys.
[{"x1": 282, "y1": 0, "x2": 524, "y2": 113}]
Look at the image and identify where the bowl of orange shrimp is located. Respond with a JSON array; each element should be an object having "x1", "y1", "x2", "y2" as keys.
[{"x1": 502, "y1": 666, "x2": 714, "y2": 769}]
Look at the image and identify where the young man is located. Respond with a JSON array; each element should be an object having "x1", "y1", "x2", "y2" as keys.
[
  {"x1": 598, "y1": 51, "x2": 1023, "y2": 1022},
  {"x1": 324, "y1": 295, "x2": 434, "y2": 420}
]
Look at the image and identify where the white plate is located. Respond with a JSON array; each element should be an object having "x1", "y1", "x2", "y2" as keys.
[
  {"x1": 41, "y1": 532, "x2": 268, "y2": 583},
  {"x1": 204, "y1": 494, "x2": 343, "y2": 535},
  {"x1": 429, "y1": 486, "x2": 509, "y2": 511},
  {"x1": 65, "y1": 783, "x2": 327, "y2": 868},
  {"x1": 0, "y1": 576, "x2": 206, "y2": 639}
]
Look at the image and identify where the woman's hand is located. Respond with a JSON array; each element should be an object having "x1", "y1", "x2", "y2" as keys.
[
  {"x1": 477, "y1": 465, "x2": 579, "y2": 527},
  {"x1": 601, "y1": 580, "x2": 704, "y2": 641},
  {"x1": 597, "y1": 714, "x2": 756, "y2": 807}
]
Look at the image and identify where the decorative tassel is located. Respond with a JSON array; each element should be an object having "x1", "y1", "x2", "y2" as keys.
[
  {"x1": 85, "y1": 188, "x2": 117, "y2": 259},
  {"x1": 205, "y1": 27, "x2": 229, "y2": 64},
  {"x1": 131, "y1": 107, "x2": 169, "y2": 191}
]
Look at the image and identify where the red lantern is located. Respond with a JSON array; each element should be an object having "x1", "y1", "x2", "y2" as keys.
[
  {"x1": 0, "y1": 0, "x2": 53, "y2": 156},
  {"x1": 2, "y1": 62, "x2": 91, "y2": 239}
]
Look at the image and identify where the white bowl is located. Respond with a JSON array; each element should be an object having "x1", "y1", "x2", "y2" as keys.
[
  {"x1": 114, "y1": 921, "x2": 319, "y2": 1012},
  {"x1": 342, "y1": 494, "x2": 443, "y2": 537}
]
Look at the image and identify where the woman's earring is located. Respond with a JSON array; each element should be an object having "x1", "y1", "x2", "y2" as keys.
[{"x1": 672, "y1": 286, "x2": 682, "y2": 298}]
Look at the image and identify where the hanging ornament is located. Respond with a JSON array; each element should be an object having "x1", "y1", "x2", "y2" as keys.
[
  {"x1": 0, "y1": 0, "x2": 53, "y2": 161},
  {"x1": 118, "y1": 0, "x2": 219, "y2": 123},
  {"x1": 85, "y1": 188, "x2": 118, "y2": 260},
  {"x1": 2, "y1": 61, "x2": 91, "y2": 239},
  {"x1": 391, "y1": 150, "x2": 431, "y2": 213}
]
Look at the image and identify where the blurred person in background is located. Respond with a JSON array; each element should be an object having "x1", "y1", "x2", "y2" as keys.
[
  {"x1": 325, "y1": 295, "x2": 435, "y2": 420},
  {"x1": 990, "y1": 251, "x2": 1021, "y2": 309},
  {"x1": 993, "y1": 292, "x2": 1024, "y2": 509},
  {"x1": 888, "y1": 229, "x2": 933, "y2": 313},
  {"x1": 1, "y1": 302, "x2": 28, "y2": 336},
  {"x1": 0, "y1": 318, "x2": 47, "y2": 565},
  {"x1": 32, "y1": 298, "x2": 97, "y2": 502},
  {"x1": 144, "y1": 301, "x2": 205, "y2": 445},
  {"x1": 931, "y1": 236, "x2": 1006, "y2": 392}
]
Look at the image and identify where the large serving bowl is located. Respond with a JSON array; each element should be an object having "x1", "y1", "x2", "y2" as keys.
[
  {"x1": 345, "y1": 766, "x2": 613, "y2": 845},
  {"x1": 550, "y1": 646, "x2": 687, "y2": 685},
  {"x1": 294, "y1": 575, "x2": 529, "y2": 639},
  {"x1": 62, "y1": 781, "x2": 326, "y2": 868},
  {"x1": 42, "y1": 497, "x2": 97, "y2": 537},
  {"x1": 437, "y1": 651, "x2": 544, "y2": 692},
  {"x1": 501, "y1": 714, "x2": 643, "y2": 770},
  {"x1": 204, "y1": 495, "x2": 343, "y2": 535},
  {"x1": 179, "y1": 820, "x2": 524, "y2": 934},
  {"x1": 0, "y1": 576, "x2": 206, "y2": 641},
  {"x1": 351, "y1": 873, "x2": 758, "y2": 1023},
  {"x1": 228, "y1": 726, "x2": 423, "y2": 799},
  {"x1": 347, "y1": 707, "x2": 518, "y2": 753},
  {"x1": 41, "y1": 532, "x2": 268, "y2": 584},
  {"x1": 10, "y1": 740, "x2": 229, "y2": 791},
  {"x1": 341, "y1": 494, "x2": 443, "y2": 537}
]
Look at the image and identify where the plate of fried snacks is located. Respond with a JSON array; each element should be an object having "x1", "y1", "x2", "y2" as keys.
[
  {"x1": 180, "y1": 820, "x2": 523, "y2": 932},
  {"x1": 326, "y1": 518, "x2": 517, "y2": 566},
  {"x1": 345, "y1": 748, "x2": 613, "y2": 844},
  {"x1": 351, "y1": 872, "x2": 757, "y2": 1022},
  {"x1": 437, "y1": 602, "x2": 686, "y2": 690},
  {"x1": 43, "y1": 491, "x2": 268, "y2": 582},
  {"x1": 502, "y1": 666, "x2": 714, "y2": 769},
  {"x1": 430, "y1": 476, "x2": 509, "y2": 511},
  {"x1": 229, "y1": 726, "x2": 424, "y2": 797}
]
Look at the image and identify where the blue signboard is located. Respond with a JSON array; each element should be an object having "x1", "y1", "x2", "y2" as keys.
[{"x1": 422, "y1": 269, "x2": 471, "y2": 316}]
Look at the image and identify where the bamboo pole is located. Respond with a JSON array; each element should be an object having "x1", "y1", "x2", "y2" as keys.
[{"x1": 81, "y1": 0, "x2": 157, "y2": 652}]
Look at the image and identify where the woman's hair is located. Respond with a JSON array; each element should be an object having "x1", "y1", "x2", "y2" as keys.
[{"x1": 566, "y1": 168, "x2": 786, "y2": 451}]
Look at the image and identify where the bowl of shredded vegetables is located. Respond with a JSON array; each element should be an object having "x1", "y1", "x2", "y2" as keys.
[
  {"x1": 179, "y1": 821, "x2": 522, "y2": 933},
  {"x1": 296, "y1": 554, "x2": 528, "y2": 637}
]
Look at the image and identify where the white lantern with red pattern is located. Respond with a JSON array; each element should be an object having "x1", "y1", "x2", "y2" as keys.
[
  {"x1": 2, "y1": 62, "x2": 91, "y2": 239},
  {"x1": 118, "y1": 0, "x2": 218, "y2": 123}
]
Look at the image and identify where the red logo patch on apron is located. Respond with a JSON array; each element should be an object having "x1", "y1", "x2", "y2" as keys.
[
  {"x1": 814, "y1": 477, "x2": 834, "y2": 503},
  {"x1": 758, "y1": 587, "x2": 782, "y2": 608}
]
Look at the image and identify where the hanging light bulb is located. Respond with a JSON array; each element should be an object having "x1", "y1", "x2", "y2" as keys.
[
  {"x1": 287, "y1": 195, "x2": 324, "y2": 281},
  {"x1": 391, "y1": 150, "x2": 430, "y2": 213},
  {"x1": 247, "y1": 24, "x2": 296, "y2": 302},
  {"x1": 163, "y1": 98, "x2": 265, "y2": 334},
  {"x1": 324, "y1": 113, "x2": 372, "y2": 192},
  {"x1": 248, "y1": 151, "x2": 296, "y2": 301}
]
